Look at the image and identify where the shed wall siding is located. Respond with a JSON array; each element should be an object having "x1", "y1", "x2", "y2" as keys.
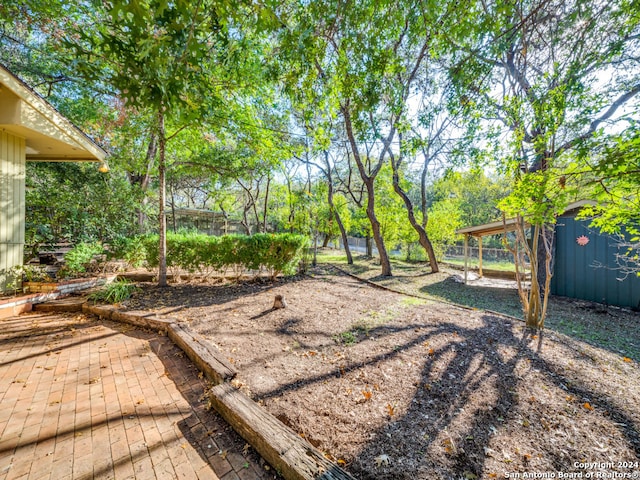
[
  {"x1": 0, "y1": 131, "x2": 25, "y2": 292},
  {"x1": 551, "y1": 217, "x2": 640, "y2": 309}
]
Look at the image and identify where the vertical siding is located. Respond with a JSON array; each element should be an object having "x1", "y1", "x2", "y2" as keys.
[
  {"x1": 0, "y1": 131, "x2": 26, "y2": 292},
  {"x1": 551, "y1": 216, "x2": 640, "y2": 309}
]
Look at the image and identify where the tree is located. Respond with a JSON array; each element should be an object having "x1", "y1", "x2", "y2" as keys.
[
  {"x1": 450, "y1": 0, "x2": 640, "y2": 328},
  {"x1": 64, "y1": 0, "x2": 279, "y2": 286},
  {"x1": 25, "y1": 162, "x2": 144, "y2": 253},
  {"x1": 390, "y1": 134, "x2": 440, "y2": 272},
  {"x1": 280, "y1": 1, "x2": 470, "y2": 275}
]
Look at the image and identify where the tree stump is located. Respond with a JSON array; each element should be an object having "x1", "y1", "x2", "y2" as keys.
[{"x1": 273, "y1": 294, "x2": 287, "y2": 309}]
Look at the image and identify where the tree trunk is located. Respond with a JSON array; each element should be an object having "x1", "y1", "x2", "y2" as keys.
[
  {"x1": 536, "y1": 226, "x2": 555, "y2": 296},
  {"x1": 365, "y1": 179, "x2": 392, "y2": 275},
  {"x1": 326, "y1": 174, "x2": 353, "y2": 264},
  {"x1": 137, "y1": 132, "x2": 158, "y2": 233},
  {"x1": 391, "y1": 163, "x2": 439, "y2": 273},
  {"x1": 342, "y1": 105, "x2": 391, "y2": 276},
  {"x1": 157, "y1": 109, "x2": 168, "y2": 287},
  {"x1": 262, "y1": 176, "x2": 271, "y2": 233}
]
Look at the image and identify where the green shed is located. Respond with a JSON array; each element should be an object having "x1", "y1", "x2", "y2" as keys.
[{"x1": 551, "y1": 212, "x2": 640, "y2": 310}]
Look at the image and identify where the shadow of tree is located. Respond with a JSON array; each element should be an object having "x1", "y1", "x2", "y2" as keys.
[
  {"x1": 421, "y1": 277, "x2": 640, "y2": 362},
  {"x1": 253, "y1": 311, "x2": 639, "y2": 479}
]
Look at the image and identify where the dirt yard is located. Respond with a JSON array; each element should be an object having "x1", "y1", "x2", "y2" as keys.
[{"x1": 123, "y1": 266, "x2": 640, "y2": 479}]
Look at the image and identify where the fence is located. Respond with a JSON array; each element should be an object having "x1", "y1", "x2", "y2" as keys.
[{"x1": 444, "y1": 245, "x2": 514, "y2": 263}]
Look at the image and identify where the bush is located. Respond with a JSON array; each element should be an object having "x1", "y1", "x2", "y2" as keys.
[
  {"x1": 88, "y1": 279, "x2": 138, "y2": 304},
  {"x1": 117, "y1": 233, "x2": 308, "y2": 280},
  {"x1": 58, "y1": 242, "x2": 104, "y2": 278},
  {"x1": 109, "y1": 236, "x2": 147, "y2": 268}
]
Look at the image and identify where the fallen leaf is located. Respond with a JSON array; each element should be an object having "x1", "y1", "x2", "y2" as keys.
[
  {"x1": 583, "y1": 402, "x2": 593, "y2": 411},
  {"x1": 386, "y1": 404, "x2": 395, "y2": 416},
  {"x1": 337, "y1": 459, "x2": 346, "y2": 466},
  {"x1": 428, "y1": 348, "x2": 435, "y2": 356},
  {"x1": 308, "y1": 351, "x2": 317, "y2": 356},
  {"x1": 442, "y1": 438, "x2": 456, "y2": 455},
  {"x1": 362, "y1": 390, "x2": 372, "y2": 401},
  {"x1": 623, "y1": 357, "x2": 632, "y2": 363}
]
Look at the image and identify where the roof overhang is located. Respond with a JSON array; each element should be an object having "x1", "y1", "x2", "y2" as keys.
[
  {"x1": 0, "y1": 64, "x2": 106, "y2": 163},
  {"x1": 456, "y1": 217, "x2": 527, "y2": 238},
  {"x1": 455, "y1": 201, "x2": 597, "y2": 238}
]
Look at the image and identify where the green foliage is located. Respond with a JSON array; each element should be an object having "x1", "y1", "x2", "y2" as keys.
[
  {"x1": 88, "y1": 280, "x2": 139, "y2": 304},
  {"x1": 429, "y1": 170, "x2": 510, "y2": 229},
  {"x1": 426, "y1": 200, "x2": 463, "y2": 261},
  {"x1": 573, "y1": 128, "x2": 640, "y2": 274},
  {"x1": 109, "y1": 236, "x2": 149, "y2": 268},
  {"x1": 12, "y1": 264, "x2": 52, "y2": 283},
  {"x1": 25, "y1": 162, "x2": 146, "y2": 248},
  {"x1": 58, "y1": 242, "x2": 104, "y2": 278},
  {"x1": 122, "y1": 233, "x2": 308, "y2": 280},
  {"x1": 3, "y1": 264, "x2": 52, "y2": 294},
  {"x1": 498, "y1": 169, "x2": 570, "y2": 226}
]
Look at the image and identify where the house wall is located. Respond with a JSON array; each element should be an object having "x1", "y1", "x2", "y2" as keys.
[
  {"x1": 551, "y1": 216, "x2": 640, "y2": 309},
  {"x1": 0, "y1": 130, "x2": 25, "y2": 293}
]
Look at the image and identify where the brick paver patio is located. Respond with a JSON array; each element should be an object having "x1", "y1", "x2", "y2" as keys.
[{"x1": 0, "y1": 311, "x2": 276, "y2": 480}]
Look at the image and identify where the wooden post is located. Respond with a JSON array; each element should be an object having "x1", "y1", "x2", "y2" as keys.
[
  {"x1": 464, "y1": 234, "x2": 469, "y2": 284},
  {"x1": 478, "y1": 235, "x2": 483, "y2": 277}
]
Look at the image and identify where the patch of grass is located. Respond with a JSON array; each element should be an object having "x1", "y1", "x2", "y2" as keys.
[
  {"x1": 334, "y1": 330, "x2": 357, "y2": 345},
  {"x1": 315, "y1": 252, "x2": 350, "y2": 263},
  {"x1": 442, "y1": 257, "x2": 516, "y2": 272},
  {"x1": 400, "y1": 297, "x2": 427, "y2": 307},
  {"x1": 334, "y1": 320, "x2": 373, "y2": 345},
  {"x1": 88, "y1": 279, "x2": 139, "y2": 304}
]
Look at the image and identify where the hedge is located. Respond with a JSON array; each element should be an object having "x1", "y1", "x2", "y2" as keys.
[{"x1": 116, "y1": 232, "x2": 308, "y2": 279}]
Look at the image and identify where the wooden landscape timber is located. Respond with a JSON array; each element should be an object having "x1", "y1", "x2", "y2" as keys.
[
  {"x1": 168, "y1": 322, "x2": 237, "y2": 384},
  {"x1": 209, "y1": 382, "x2": 356, "y2": 480},
  {"x1": 48, "y1": 299, "x2": 354, "y2": 480}
]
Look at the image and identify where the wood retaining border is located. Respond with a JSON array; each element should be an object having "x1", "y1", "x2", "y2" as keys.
[
  {"x1": 0, "y1": 275, "x2": 116, "y2": 319},
  {"x1": 81, "y1": 303, "x2": 355, "y2": 480}
]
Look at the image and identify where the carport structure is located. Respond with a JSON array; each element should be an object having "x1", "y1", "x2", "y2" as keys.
[
  {"x1": 455, "y1": 217, "x2": 526, "y2": 283},
  {"x1": 0, "y1": 64, "x2": 106, "y2": 292}
]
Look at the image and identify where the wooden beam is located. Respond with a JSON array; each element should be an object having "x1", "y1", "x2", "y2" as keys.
[
  {"x1": 478, "y1": 236, "x2": 483, "y2": 277},
  {"x1": 464, "y1": 234, "x2": 469, "y2": 284},
  {"x1": 209, "y1": 383, "x2": 355, "y2": 480},
  {"x1": 168, "y1": 323, "x2": 237, "y2": 385}
]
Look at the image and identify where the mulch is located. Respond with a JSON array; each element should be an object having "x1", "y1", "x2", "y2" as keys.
[{"x1": 123, "y1": 266, "x2": 640, "y2": 479}]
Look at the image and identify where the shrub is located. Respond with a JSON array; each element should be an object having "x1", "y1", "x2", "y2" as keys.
[
  {"x1": 58, "y1": 242, "x2": 104, "y2": 278},
  {"x1": 115, "y1": 232, "x2": 308, "y2": 280},
  {"x1": 109, "y1": 236, "x2": 147, "y2": 268},
  {"x1": 88, "y1": 279, "x2": 139, "y2": 304}
]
